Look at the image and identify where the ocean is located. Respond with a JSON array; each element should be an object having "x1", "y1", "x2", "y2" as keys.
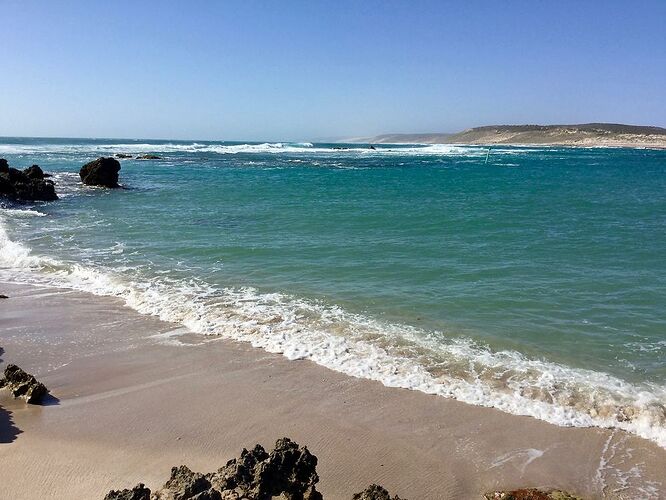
[{"x1": 1, "y1": 137, "x2": 665, "y2": 448}]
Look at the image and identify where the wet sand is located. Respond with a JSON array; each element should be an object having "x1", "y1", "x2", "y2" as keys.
[{"x1": 1, "y1": 281, "x2": 664, "y2": 499}]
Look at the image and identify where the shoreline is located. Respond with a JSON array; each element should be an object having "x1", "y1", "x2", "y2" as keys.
[
  {"x1": 349, "y1": 140, "x2": 666, "y2": 150},
  {"x1": 1, "y1": 281, "x2": 665, "y2": 499}
]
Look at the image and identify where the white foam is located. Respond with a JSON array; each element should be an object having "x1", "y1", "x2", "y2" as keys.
[
  {"x1": 0, "y1": 141, "x2": 510, "y2": 157},
  {"x1": 0, "y1": 208, "x2": 47, "y2": 217},
  {"x1": 1, "y1": 212, "x2": 665, "y2": 449}
]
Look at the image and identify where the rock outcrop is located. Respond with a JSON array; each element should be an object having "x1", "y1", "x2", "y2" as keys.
[
  {"x1": 80, "y1": 157, "x2": 121, "y2": 187},
  {"x1": 0, "y1": 364, "x2": 48, "y2": 403},
  {"x1": 352, "y1": 484, "x2": 404, "y2": 500},
  {"x1": 106, "y1": 438, "x2": 327, "y2": 500},
  {"x1": 104, "y1": 484, "x2": 151, "y2": 500},
  {"x1": 0, "y1": 159, "x2": 58, "y2": 202},
  {"x1": 208, "y1": 437, "x2": 321, "y2": 500},
  {"x1": 485, "y1": 489, "x2": 582, "y2": 500},
  {"x1": 116, "y1": 153, "x2": 133, "y2": 159},
  {"x1": 24, "y1": 164, "x2": 46, "y2": 179},
  {"x1": 155, "y1": 465, "x2": 220, "y2": 500},
  {"x1": 136, "y1": 154, "x2": 161, "y2": 160}
]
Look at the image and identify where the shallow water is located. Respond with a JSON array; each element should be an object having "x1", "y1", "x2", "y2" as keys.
[{"x1": 1, "y1": 138, "x2": 665, "y2": 446}]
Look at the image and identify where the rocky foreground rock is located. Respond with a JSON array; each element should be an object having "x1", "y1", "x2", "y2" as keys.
[
  {"x1": 80, "y1": 157, "x2": 121, "y2": 187},
  {"x1": 104, "y1": 483, "x2": 151, "y2": 500},
  {"x1": 104, "y1": 437, "x2": 406, "y2": 500},
  {"x1": 0, "y1": 159, "x2": 58, "y2": 202},
  {"x1": 484, "y1": 489, "x2": 582, "y2": 500},
  {"x1": 352, "y1": 484, "x2": 404, "y2": 500},
  {"x1": 0, "y1": 363, "x2": 49, "y2": 404}
]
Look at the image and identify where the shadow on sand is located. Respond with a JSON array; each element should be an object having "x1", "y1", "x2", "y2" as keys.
[
  {"x1": 0, "y1": 405, "x2": 22, "y2": 443},
  {"x1": 0, "y1": 347, "x2": 21, "y2": 443},
  {"x1": 40, "y1": 393, "x2": 60, "y2": 406}
]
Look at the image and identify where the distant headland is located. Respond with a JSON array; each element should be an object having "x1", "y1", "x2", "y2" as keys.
[{"x1": 352, "y1": 123, "x2": 666, "y2": 148}]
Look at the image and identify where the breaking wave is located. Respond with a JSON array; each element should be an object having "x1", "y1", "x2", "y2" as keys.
[
  {"x1": 1, "y1": 211, "x2": 665, "y2": 449},
  {"x1": 0, "y1": 141, "x2": 503, "y2": 157}
]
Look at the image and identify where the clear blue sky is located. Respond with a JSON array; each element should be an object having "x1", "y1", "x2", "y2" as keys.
[{"x1": 2, "y1": 0, "x2": 665, "y2": 141}]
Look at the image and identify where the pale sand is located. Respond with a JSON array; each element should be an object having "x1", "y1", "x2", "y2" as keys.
[{"x1": 1, "y1": 281, "x2": 665, "y2": 499}]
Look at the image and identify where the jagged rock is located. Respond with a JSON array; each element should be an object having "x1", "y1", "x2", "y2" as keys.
[
  {"x1": 484, "y1": 489, "x2": 582, "y2": 500},
  {"x1": 185, "y1": 490, "x2": 222, "y2": 500},
  {"x1": 80, "y1": 157, "x2": 121, "y2": 187},
  {"x1": 209, "y1": 438, "x2": 322, "y2": 500},
  {"x1": 104, "y1": 483, "x2": 151, "y2": 500},
  {"x1": 256, "y1": 437, "x2": 321, "y2": 499},
  {"x1": 106, "y1": 438, "x2": 325, "y2": 500},
  {"x1": 352, "y1": 484, "x2": 405, "y2": 500},
  {"x1": 209, "y1": 444, "x2": 269, "y2": 495},
  {"x1": 24, "y1": 165, "x2": 45, "y2": 180},
  {"x1": 153, "y1": 465, "x2": 219, "y2": 500},
  {"x1": 136, "y1": 154, "x2": 161, "y2": 160},
  {"x1": 0, "y1": 364, "x2": 48, "y2": 403},
  {"x1": 0, "y1": 160, "x2": 58, "y2": 202}
]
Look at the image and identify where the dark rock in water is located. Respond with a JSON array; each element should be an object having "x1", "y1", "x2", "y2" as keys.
[
  {"x1": 80, "y1": 157, "x2": 121, "y2": 188},
  {"x1": 0, "y1": 364, "x2": 49, "y2": 403},
  {"x1": 352, "y1": 484, "x2": 405, "y2": 500},
  {"x1": 24, "y1": 165, "x2": 45, "y2": 180},
  {"x1": 136, "y1": 154, "x2": 161, "y2": 160},
  {"x1": 157, "y1": 465, "x2": 219, "y2": 500},
  {"x1": 0, "y1": 174, "x2": 12, "y2": 196},
  {"x1": 115, "y1": 153, "x2": 133, "y2": 159},
  {"x1": 0, "y1": 294, "x2": 8, "y2": 299},
  {"x1": 484, "y1": 489, "x2": 582, "y2": 500},
  {"x1": 0, "y1": 163, "x2": 58, "y2": 202},
  {"x1": 103, "y1": 483, "x2": 151, "y2": 500}
]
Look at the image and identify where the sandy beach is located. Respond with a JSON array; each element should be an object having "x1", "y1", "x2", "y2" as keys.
[{"x1": 1, "y1": 281, "x2": 664, "y2": 499}]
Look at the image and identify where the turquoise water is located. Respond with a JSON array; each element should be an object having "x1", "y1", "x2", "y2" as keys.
[{"x1": 1, "y1": 138, "x2": 665, "y2": 446}]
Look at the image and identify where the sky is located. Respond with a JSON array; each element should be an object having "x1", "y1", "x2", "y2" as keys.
[{"x1": 1, "y1": 0, "x2": 665, "y2": 141}]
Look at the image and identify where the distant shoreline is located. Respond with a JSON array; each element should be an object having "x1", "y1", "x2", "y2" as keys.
[
  {"x1": 374, "y1": 141, "x2": 666, "y2": 150},
  {"x1": 349, "y1": 123, "x2": 666, "y2": 149}
]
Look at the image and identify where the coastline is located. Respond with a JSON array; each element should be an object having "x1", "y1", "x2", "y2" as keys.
[
  {"x1": 1, "y1": 281, "x2": 665, "y2": 499},
  {"x1": 350, "y1": 140, "x2": 666, "y2": 150},
  {"x1": 350, "y1": 124, "x2": 666, "y2": 149}
]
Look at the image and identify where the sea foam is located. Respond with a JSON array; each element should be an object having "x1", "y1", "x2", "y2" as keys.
[
  {"x1": 1, "y1": 212, "x2": 665, "y2": 449},
  {"x1": 0, "y1": 141, "x2": 495, "y2": 157}
]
